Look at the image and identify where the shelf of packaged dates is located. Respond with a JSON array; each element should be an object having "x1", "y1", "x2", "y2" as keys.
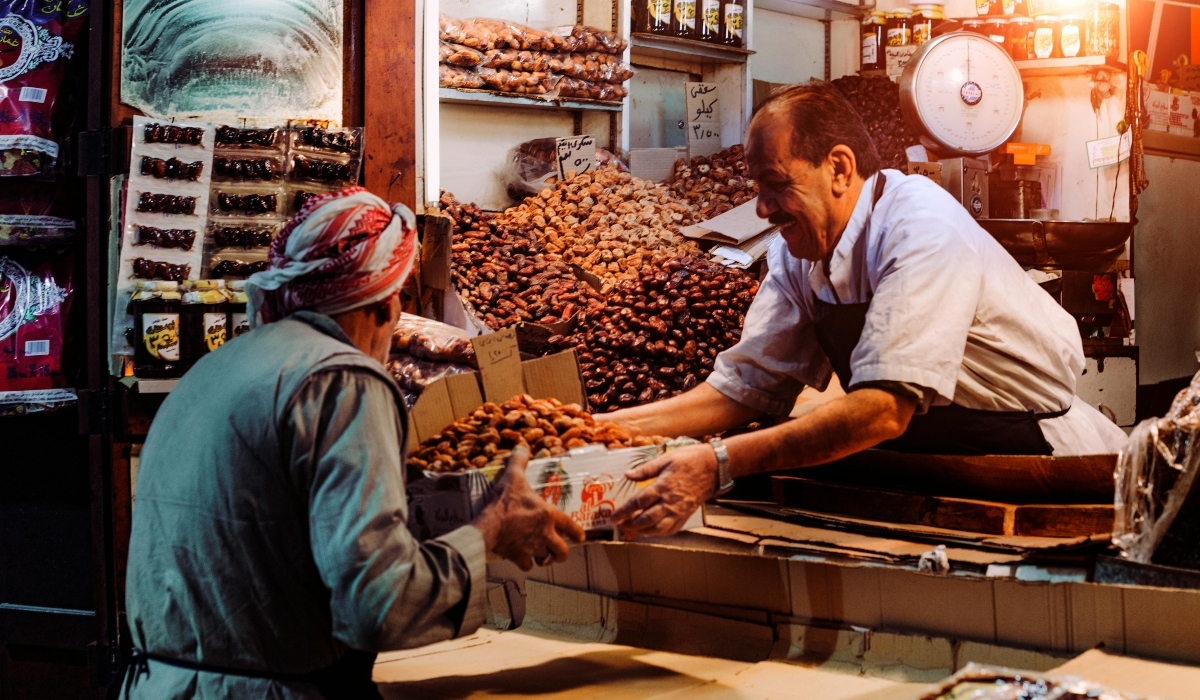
[
  {"x1": 438, "y1": 87, "x2": 624, "y2": 112},
  {"x1": 0, "y1": 389, "x2": 77, "y2": 417},
  {"x1": 629, "y1": 33, "x2": 754, "y2": 65}
]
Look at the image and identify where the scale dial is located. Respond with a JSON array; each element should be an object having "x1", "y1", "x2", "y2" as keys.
[{"x1": 899, "y1": 32, "x2": 1024, "y2": 156}]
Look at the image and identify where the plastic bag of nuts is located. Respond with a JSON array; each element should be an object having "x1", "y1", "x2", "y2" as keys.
[{"x1": 440, "y1": 41, "x2": 485, "y2": 67}]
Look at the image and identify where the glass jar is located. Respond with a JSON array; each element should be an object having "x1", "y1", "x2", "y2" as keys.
[
  {"x1": 911, "y1": 4, "x2": 945, "y2": 46},
  {"x1": 1059, "y1": 14, "x2": 1084, "y2": 57},
  {"x1": 131, "y1": 281, "x2": 183, "y2": 379},
  {"x1": 1033, "y1": 15, "x2": 1061, "y2": 59},
  {"x1": 699, "y1": 0, "x2": 722, "y2": 43},
  {"x1": 976, "y1": 0, "x2": 993, "y2": 17},
  {"x1": 1008, "y1": 16, "x2": 1036, "y2": 60},
  {"x1": 862, "y1": 11, "x2": 887, "y2": 70},
  {"x1": 182, "y1": 280, "x2": 227, "y2": 367},
  {"x1": 635, "y1": 0, "x2": 673, "y2": 35},
  {"x1": 887, "y1": 9, "x2": 912, "y2": 46},
  {"x1": 721, "y1": 0, "x2": 744, "y2": 47},
  {"x1": 998, "y1": 0, "x2": 1017, "y2": 15},
  {"x1": 227, "y1": 281, "x2": 250, "y2": 340},
  {"x1": 1085, "y1": 2, "x2": 1119, "y2": 60},
  {"x1": 673, "y1": 0, "x2": 698, "y2": 40},
  {"x1": 962, "y1": 18, "x2": 987, "y2": 35},
  {"x1": 986, "y1": 18, "x2": 1010, "y2": 49}
]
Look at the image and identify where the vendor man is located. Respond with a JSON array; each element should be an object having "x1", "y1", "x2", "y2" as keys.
[
  {"x1": 605, "y1": 81, "x2": 1126, "y2": 537},
  {"x1": 121, "y1": 188, "x2": 583, "y2": 699}
]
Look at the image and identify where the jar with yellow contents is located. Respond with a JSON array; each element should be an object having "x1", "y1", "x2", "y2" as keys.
[
  {"x1": 911, "y1": 4, "x2": 945, "y2": 46},
  {"x1": 1033, "y1": 15, "x2": 1061, "y2": 59},
  {"x1": 1059, "y1": 14, "x2": 1084, "y2": 57},
  {"x1": 886, "y1": 9, "x2": 912, "y2": 46},
  {"x1": 862, "y1": 10, "x2": 887, "y2": 70}
]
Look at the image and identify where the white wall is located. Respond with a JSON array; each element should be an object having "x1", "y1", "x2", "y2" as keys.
[
  {"x1": 439, "y1": 103, "x2": 574, "y2": 211},
  {"x1": 749, "y1": 9, "x2": 826, "y2": 84},
  {"x1": 1134, "y1": 155, "x2": 1200, "y2": 385}
]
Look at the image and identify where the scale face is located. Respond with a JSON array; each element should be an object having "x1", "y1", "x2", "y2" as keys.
[{"x1": 899, "y1": 32, "x2": 1024, "y2": 156}]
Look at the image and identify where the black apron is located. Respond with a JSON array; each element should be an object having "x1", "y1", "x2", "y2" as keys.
[
  {"x1": 810, "y1": 173, "x2": 1064, "y2": 456},
  {"x1": 117, "y1": 647, "x2": 382, "y2": 699}
]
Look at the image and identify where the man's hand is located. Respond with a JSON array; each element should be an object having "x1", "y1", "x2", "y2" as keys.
[
  {"x1": 610, "y1": 443, "x2": 717, "y2": 538},
  {"x1": 472, "y1": 446, "x2": 585, "y2": 571}
]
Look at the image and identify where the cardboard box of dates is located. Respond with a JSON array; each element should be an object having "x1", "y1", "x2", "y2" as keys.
[{"x1": 405, "y1": 327, "x2": 702, "y2": 540}]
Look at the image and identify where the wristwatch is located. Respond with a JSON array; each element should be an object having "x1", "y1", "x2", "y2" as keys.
[{"x1": 709, "y1": 437, "x2": 735, "y2": 497}]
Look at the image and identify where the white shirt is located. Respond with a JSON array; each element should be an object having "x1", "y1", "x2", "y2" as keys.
[{"x1": 708, "y1": 170, "x2": 1126, "y2": 456}]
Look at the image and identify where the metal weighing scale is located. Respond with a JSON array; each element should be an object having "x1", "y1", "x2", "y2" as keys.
[{"x1": 898, "y1": 32, "x2": 1026, "y2": 219}]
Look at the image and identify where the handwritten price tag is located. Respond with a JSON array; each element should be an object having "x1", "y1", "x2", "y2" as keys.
[
  {"x1": 556, "y1": 135, "x2": 597, "y2": 179},
  {"x1": 685, "y1": 82, "x2": 721, "y2": 157}
]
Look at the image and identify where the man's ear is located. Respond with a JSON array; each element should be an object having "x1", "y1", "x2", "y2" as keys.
[
  {"x1": 373, "y1": 299, "x2": 394, "y2": 328},
  {"x1": 827, "y1": 144, "x2": 858, "y2": 196}
]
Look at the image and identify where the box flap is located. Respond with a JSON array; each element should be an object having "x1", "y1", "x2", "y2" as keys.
[
  {"x1": 1052, "y1": 648, "x2": 1200, "y2": 698},
  {"x1": 472, "y1": 327, "x2": 526, "y2": 403},
  {"x1": 444, "y1": 371, "x2": 484, "y2": 419},
  {"x1": 629, "y1": 147, "x2": 685, "y2": 182},
  {"x1": 523, "y1": 350, "x2": 585, "y2": 406},
  {"x1": 681, "y1": 199, "x2": 773, "y2": 244},
  {"x1": 409, "y1": 379, "x2": 457, "y2": 446},
  {"x1": 420, "y1": 213, "x2": 453, "y2": 291}
]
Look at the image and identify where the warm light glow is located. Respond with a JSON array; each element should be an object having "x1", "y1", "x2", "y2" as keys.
[{"x1": 951, "y1": 68, "x2": 964, "y2": 83}]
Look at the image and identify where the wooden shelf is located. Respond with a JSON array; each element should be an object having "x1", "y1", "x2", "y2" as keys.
[
  {"x1": 630, "y1": 33, "x2": 754, "y2": 65},
  {"x1": 1142, "y1": 129, "x2": 1200, "y2": 162},
  {"x1": 1016, "y1": 56, "x2": 1127, "y2": 77},
  {"x1": 438, "y1": 88, "x2": 623, "y2": 112},
  {"x1": 757, "y1": 0, "x2": 864, "y2": 21},
  {"x1": 119, "y1": 377, "x2": 179, "y2": 395}
]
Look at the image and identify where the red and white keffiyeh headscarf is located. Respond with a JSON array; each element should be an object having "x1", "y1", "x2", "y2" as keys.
[{"x1": 246, "y1": 186, "x2": 417, "y2": 327}]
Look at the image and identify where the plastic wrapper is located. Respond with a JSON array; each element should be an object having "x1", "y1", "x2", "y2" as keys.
[
  {"x1": 439, "y1": 64, "x2": 485, "y2": 90},
  {"x1": 477, "y1": 67, "x2": 559, "y2": 96},
  {"x1": 207, "y1": 220, "x2": 279, "y2": 249},
  {"x1": 0, "y1": 251, "x2": 73, "y2": 392},
  {"x1": 916, "y1": 663, "x2": 1146, "y2": 699},
  {"x1": 213, "y1": 155, "x2": 283, "y2": 182},
  {"x1": 140, "y1": 156, "x2": 205, "y2": 182},
  {"x1": 555, "y1": 76, "x2": 627, "y2": 102},
  {"x1": 135, "y1": 192, "x2": 198, "y2": 216},
  {"x1": 440, "y1": 41, "x2": 484, "y2": 67},
  {"x1": 0, "y1": 181, "x2": 75, "y2": 244},
  {"x1": 290, "y1": 126, "x2": 362, "y2": 156},
  {"x1": 503, "y1": 137, "x2": 627, "y2": 199},
  {"x1": 555, "y1": 25, "x2": 627, "y2": 54},
  {"x1": 0, "y1": 0, "x2": 90, "y2": 177},
  {"x1": 391, "y1": 313, "x2": 477, "y2": 367},
  {"x1": 1114, "y1": 370, "x2": 1200, "y2": 563},
  {"x1": 133, "y1": 225, "x2": 197, "y2": 251},
  {"x1": 480, "y1": 48, "x2": 551, "y2": 73},
  {"x1": 132, "y1": 258, "x2": 190, "y2": 283},
  {"x1": 548, "y1": 52, "x2": 634, "y2": 83},
  {"x1": 214, "y1": 125, "x2": 283, "y2": 151},
  {"x1": 208, "y1": 249, "x2": 268, "y2": 279},
  {"x1": 211, "y1": 186, "x2": 282, "y2": 217},
  {"x1": 287, "y1": 153, "x2": 359, "y2": 187},
  {"x1": 386, "y1": 355, "x2": 475, "y2": 410}
]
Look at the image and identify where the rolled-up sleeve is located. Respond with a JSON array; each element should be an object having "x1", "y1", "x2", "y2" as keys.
[
  {"x1": 285, "y1": 370, "x2": 487, "y2": 653},
  {"x1": 707, "y1": 240, "x2": 833, "y2": 416}
]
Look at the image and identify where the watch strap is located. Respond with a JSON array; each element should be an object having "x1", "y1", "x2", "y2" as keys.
[{"x1": 709, "y1": 437, "x2": 735, "y2": 496}]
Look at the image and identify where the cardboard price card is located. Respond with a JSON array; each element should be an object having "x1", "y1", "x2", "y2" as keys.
[
  {"x1": 685, "y1": 81, "x2": 722, "y2": 157},
  {"x1": 555, "y1": 135, "x2": 597, "y2": 179}
]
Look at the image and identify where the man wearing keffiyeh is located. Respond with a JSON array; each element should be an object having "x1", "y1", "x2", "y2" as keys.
[{"x1": 121, "y1": 188, "x2": 583, "y2": 700}]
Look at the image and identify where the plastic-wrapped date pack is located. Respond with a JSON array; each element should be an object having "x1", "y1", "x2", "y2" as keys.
[
  {"x1": 0, "y1": 181, "x2": 75, "y2": 244},
  {"x1": 439, "y1": 64, "x2": 484, "y2": 90},
  {"x1": 0, "y1": 251, "x2": 74, "y2": 392},
  {"x1": 548, "y1": 53, "x2": 634, "y2": 83},
  {"x1": 556, "y1": 77, "x2": 627, "y2": 102},
  {"x1": 0, "y1": 0, "x2": 90, "y2": 177},
  {"x1": 386, "y1": 313, "x2": 479, "y2": 409}
]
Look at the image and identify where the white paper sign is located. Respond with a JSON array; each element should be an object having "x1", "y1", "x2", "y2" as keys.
[
  {"x1": 1086, "y1": 131, "x2": 1132, "y2": 169},
  {"x1": 685, "y1": 81, "x2": 722, "y2": 157},
  {"x1": 555, "y1": 135, "x2": 597, "y2": 179}
]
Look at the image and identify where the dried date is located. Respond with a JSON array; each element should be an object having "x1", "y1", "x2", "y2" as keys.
[
  {"x1": 140, "y1": 156, "x2": 204, "y2": 181},
  {"x1": 214, "y1": 157, "x2": 279, "y2": 181},
  {"x1": 215, "y1": 126, "x2": 279, "y2": 149},
  {"x1": 136, "y1": 193, "x2": 197, "y2": 215},
  {"x1": 217, "y1": 192, "x2": 278, "y2": 215},
  {"x1": 132, "y1": 258, "x2": 190, "y2": 283},
  {"x1": 134, "y1": 226, "x2": 196, "y2": 250},
  {"x1": 291, "y1": 155, "x2": 352, "y2": 184},
  {"x1": 143, "y1": 123, "x2": 204, "y2": 146},
  {"x1": 211, "y1": 226, "x2": 274, "y2": 248},
  {"x1": 212, "y1": 260, "x2": 269, "y2": 278}
]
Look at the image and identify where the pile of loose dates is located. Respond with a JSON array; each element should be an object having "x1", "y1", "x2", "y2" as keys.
[
  {"x1": 667, "y1": 145, "x2": 758, "y2": 220},
  {"x1": 546, "y1": 255, "x2": 759, "y2": 413},
  {"x1": 407, "y1": 394, "x2": 662, "y2": 471}
]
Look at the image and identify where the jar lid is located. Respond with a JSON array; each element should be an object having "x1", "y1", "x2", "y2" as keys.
[
  {"x1": 963, "y1": 18, "x2": 986, "y2": 25},
  {"x1": 1010, "y1": 16, "x2": 1034, "y2": 23},
  {"x1": 1036, "y1": 14, "x2": 1060, "y2": 19},
  {"x1": 986, "y1": 17, "x2": 1008, "y2": 23},
  {"x1": 889, "y1": 8, "x2": 913, "y2": 17},
  {"x1": 1061, "y1": 13, "x2": 1083, "y2": 19}
]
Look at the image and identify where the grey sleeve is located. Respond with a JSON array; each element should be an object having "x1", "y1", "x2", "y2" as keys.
[{"x1": 285, "y1": 369, "x2": 488, "y2": 653}]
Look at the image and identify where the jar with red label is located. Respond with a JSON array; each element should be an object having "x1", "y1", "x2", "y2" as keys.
[
  {"x1": 1033, "y1": 15, "x2": 1061, "y2": 58},
  {"x1": 1008, "y1": 16, "x2": 1035, "y2": 60},
  {"x1": 1059, "y1": 14, "x2": 1084, "y2": 57}
]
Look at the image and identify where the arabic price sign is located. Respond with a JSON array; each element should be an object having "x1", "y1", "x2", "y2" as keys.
[
  {"x1": 555, "y1": 135, "x2": 597, "y2": 179},
  {"x1": 685, "y1": 82, "x2": 721, "y2": 157}
]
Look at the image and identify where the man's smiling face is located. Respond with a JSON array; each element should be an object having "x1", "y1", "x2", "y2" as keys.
[{"x1": 747, "y1": 108, "x2": 844, "y2": 262}]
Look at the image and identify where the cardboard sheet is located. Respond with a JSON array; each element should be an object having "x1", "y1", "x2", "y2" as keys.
[
  {"x1": 1052, "y1": 648, "x2": 1200, "y2": 698},
  {"x1": 680, "y1": 198, "x2": 775, "y2": 244}
]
